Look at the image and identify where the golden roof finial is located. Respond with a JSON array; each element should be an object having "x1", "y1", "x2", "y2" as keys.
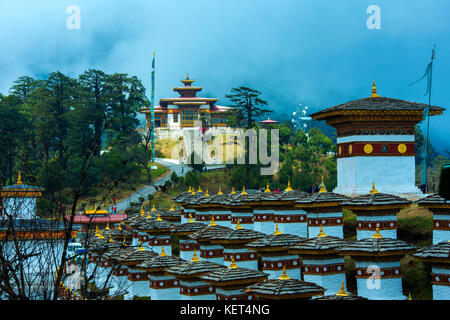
[
  {"x1": 156, "y1": 212, "x2": 163, "y2": 221},
  {"x1": 241, "y1": 186, "x2": 247, "y2": 195},
  {"x1": 117, "y1": 223, "x2": 122, "y2": 231},
  {"x1": 205, "y1": 189, "x2": 210, "y2": 198},
  {"x1": 370, "y1": 80, "x2": 380, "y2": 98},
  {"x1": 372, "y1": 227, "x2": 383, "y2": 239},
  {"x1": 264, "y1": 183, "x2": 271, "y2": 193},
  {"x1": 370, "y1": 181, "x2": 378, "y2": 194},
  {"x1": 235, "y1": 218, "x2": 243, "y2": 230},
  {"x1": 285, "y1": 180, "x2": 293, "y2": 192},
  {"x1": 278, "y1": 266, "x2": 291, "y2": 280},
  {"x1": 217, "y1": 186, "x2": 223, "y2": 195},
  {"x1": 16, "y1": 171, "x2": 23, "y2": 185},
  {"x1": 191, "y1": 188, "x2": 196, "y2": 195},
  {"x1": 151, "y1": 203, "x2": 157, "y2": 212},
  {"x1": 319, "y1": 176, "x2": 327, "y2": 193},
  {"x1": 336, "y1": 281, "x2": 348, "y2": 296},
  {"x1": 105, "y1": 223, "x2": 110, "y2": 230},
  {"x1": 160, "y1": 247, "x2": 168, "y2": 257},
  {"x1": 188, "y1": 185, "x2": 192, "y2": 192},
  {"x1": 408, "y1": 292, "x2": 412, "y2": 300},
  {"x1": 97, "y1": 229, "x2": 104, "y2": 239},
  {"x1": 108, "y1": 234, "x2": 113, "y2": 243},
  {"x1": 95, "y1": 225, "x2": 100, "y2": 235},
  {"x1": 169, "y1": 204, "x2": 175, "y2": 211},
  {"x1": 138, "y1": 240, "x2": 145, "y2": 251},
  {"x1": 140, "y1": 206, "x2": 145, "y2": 216},
  {"x1": 186, "y1": 72, "x2": 189, "y2": 80},
  {"x1": 188, "y1": 213, "x2": 195, "y2": 223},
  {"x1": 209, "y1": 216, "x2": 217, "y2": 226},
  {"x1": 317, "y1": 225, "x2": 327, "y2": 238},
  {"x1": 229, "y1": 256, "x2": 238, "y2": 269},
  {"x1": 191, "y1": 249, "x2": 200, "y2": 262},
  {"x1": 231, "y1": 187, "x2": 236, "y2": 194},
  {"x1": 273, "y1": 223, "x2": 282, "y2": 235},
  {"x1": 198, "y1": 185, "x2": 203, "y2": 193},
  {"x1": 122, "y1": 237, "x2": 127, "y2": 246},
  {"x1": 146, "y1": 210, "x2": 152, "y2": 219}
]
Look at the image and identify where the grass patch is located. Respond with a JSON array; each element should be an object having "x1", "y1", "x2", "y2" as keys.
[{"x1": 397, "y1": 216, "x2": 432, "y2": 247}]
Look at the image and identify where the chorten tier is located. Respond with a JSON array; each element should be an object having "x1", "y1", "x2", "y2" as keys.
[
  {"x1": 287, "y1": 232, "x2": 351, "y2": 295},
  {"x1": 413, "y1": 242, "x2": 450, "y2": 300},
  {"x1": 246, "y1": 230, "x2": 305, "y2": 279},
  {"x1": 165, "y1": 258, "x2": 226, "y2": 300},
  {"x1": 311, "y1": 86, "x2": 445, "y2": 197},
  {"x1": 338, "y1": 234, "x2": 416, "y2": 300},
  {"x1": 158, "y1": 208, "x2": 182, "y2": 225},
  {"x1": 272, "y1": 190, "x2": 308, "y2": 236},
  {"x1": 341, "y1": 191, "x2": 411, "y2": 240},
  {"x1": 171, "y1": 221, "x2": 206, "y2": 260},
  {"x1": 210, "y1": 227, "x2": 265, "y2": 270},
  {"x1": 193, "y1": 193, "x2": 234, "y2": 228},
  {"x1": 295, "y1": 191, "x2": 350, "y2": 238},
  {"x1": 173, "y1": 191, "x2": 206, "y2": 223},
  {"x1": 244, "y1": 271, "x2": 325, "y2": 300},
  {"x1": 188, "y1": 224, "x2": 233, "y2": 265},
  {"x1": 136, "y1": 255, "x2": 186, "y2": 300},
  {"x1": 416, "y1": 194, "x2": 450, "y2": 244},
  {"x1": 200, "y1": 262, "x2": 268, "y2": 300}
]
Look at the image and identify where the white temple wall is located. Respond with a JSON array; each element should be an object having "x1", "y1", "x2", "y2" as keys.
[{"x1": 3, "y1": 197, "x2": 36, "y2": 219}]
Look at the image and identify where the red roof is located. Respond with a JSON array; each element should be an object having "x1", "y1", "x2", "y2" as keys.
[{"x1": 64, "y1": 214, "x2": 127, "y2": 224}]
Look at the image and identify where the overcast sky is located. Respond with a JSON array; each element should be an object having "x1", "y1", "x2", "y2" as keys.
[{"x1": 0, "y1": 0, "x2": 449, "y2": 152}]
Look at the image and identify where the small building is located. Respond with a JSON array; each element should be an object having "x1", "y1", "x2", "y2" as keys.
[
  {"x1": 413, "y1": 241, "x2": 450, "y2": 300},
  {"x1": 340, "y1": 186, "x2": 411, "y2": 240},
  {"x1": 200, "y1": 258, "x2": 268, "y2": 300},
  {"x1": 244, "y1": 267, "x2": 325, "y2": 300},
  {"x1": 165, "y1": 252, "x2": 226, "y2": 300},
  {"x1": 415, "y1": 194, "x2": 450, "y2": 244},
  {"x1": 338, "y1": 229, "x2": 416, "y2": 300},
  {"x1": 294, "y1": 186, "x2": 350, "y2": 238},
  {"x1": 287, "y1": 226, "x2": 351, "y2": 295}
]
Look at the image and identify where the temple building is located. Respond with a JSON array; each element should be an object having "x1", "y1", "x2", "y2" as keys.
[
  {"x1": 340, "y1": 186, "x2": 411, "y2": 240},
  {"x1": 310, "y1": 82, "x2": 445, "y2": 197},
  {"x1": 338, "y1": 229, "x2": 416, "y2": 300},
  {"x1": 415, "y1": 194, "x2": 450, "y2": 244},
  {"x1": 141, "y1": 74, "x2": 230, "y2": 130}
]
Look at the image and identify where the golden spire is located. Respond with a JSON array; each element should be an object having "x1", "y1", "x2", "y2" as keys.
[
  {"x1": 186, "y1": 72, "x2": 189, "y2": 80},
  {"x1": 151, "y1": 203, "x2": 158, "y2": 212},
  {"x1": 146, "y1": 210, "x2": 152, "y2": 219},
  {"x1": 191, "y1": 249, "x2": 200, "y2": 262},
  {"x1": 140, "y1": 206, "x2": 145, "y2": 217},
  {"x1": 191, "y1": 188, "x2": 196, "y2": 195},
  {"x1": 198, "y1": 185, "x2": 203, "y2": 193},
  {"x1": 285, "y1": 180, "x2": 293, "y2": 192},
  {"x1": 156, "y1": 212, "x2": 163, "y2": 221},
  {"x1": 205, "y1": 189, "x2": 210, "y2": 197},
  {"x1": 97, "y1": 229, "x2": 104, "y2": 239},
  {"x1": 369, "y1": 181, "x2": 378, "y2": 194},
  {"x1": 372, "y1": 227, "x2": 383, "y2": 239},
  {"x1": 160, "y1": 247, "x2": 168, "y2": 257},
  {"x1": 408, "y1": 292, "x2": 412, "y2": 300},
  {"x1": 16, "y1": 171, "x2": 23, "y2": 185},
  {"x1": 241, "y1": 186, "x2": 247, "y2": 195},
  {"x1": 264, "y1": 183, "x2": 271, "y2": 193},
  {"x1": 209, "y1": 216, "x2": 217, "y2": 226},
  {"x1": 370, "y1": 80, "x2": 380, "y2": 98},
  {"x1": 235, "y1": 218, "x2": 243, "y2": 229},
  {"x1": 95, "y1": 225, "x2": 100, "y2": 236},
  {"x1": 117, "y1": 223, "x2": 122, "y2": 231},
  {"x1": 278, "y1": 266, "x2": 291, "y2": 280},
  {"x1": 217, "y1": 186, "x2": 223, "y2": 195},
  {"x1": 317, "y1": 225, "x2": 327, "y2": 238},
  {"x1": 336, "y1": 281, "x2": 348, "y2": 296},
  {"x1": 188, "y1": 185, "x2": 192, "y2": 193},
  {"x1": 229, "y1": 256, "x2": 238, "y2": 269},
  {"x1": 273, "y1": 223, "x2": 282, "y2": 235},
  {"x1": 108, "y1": 234, "x2": 113, "y2": 243},
  {"x1": 138, "y1": 240, "x2": 145, "y2": 251},
  {"x1": 188, "y1": 213, "x2": 195, "y2": 223},
  {"x1": 105, "y1": 223, "x2": 110, "y2": 230},
  {"x1": 231, "y1": 187, "x2": 236, "y2": 194},
  {"x1": 319, "y1": 176, "x2": 327, "y2": 193},
  {"x1": 169, "y1": 204, "x2": 175, "y2": 211},
  {"x1": 122, "y1": 237, "x2": 127, "y2": 246}
]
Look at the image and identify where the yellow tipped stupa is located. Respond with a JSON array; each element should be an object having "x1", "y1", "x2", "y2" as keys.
[
  {"x1": 205, "y1": 189, "x2": 210, "y2": 198},
  {"x1": 188, "y1": 213, "x2": 195, "y2": 223},
  {"x1": 122, "y1": 237, "x2": 127, "y2": 247},
  {"x1": 209, "y1": 216, "x2": 217, "y2": 226},
  {"x1": 273, "y1": 223, "x2": 282, "y2": 235},
  {"x1": 370, "y1": 80, "x2": 380, "y2": 98},
  {"x1": 319, "y1": 176, "x2": 327, "y2": 193},
  {"x1": 97, "y1": 229, "x2": 104, "y2": 239},
  {"x1": 235, "y1": 218, "x2": 243, "y2": 230},
  {"x1": 160, "y1": 247, "x2": 168, "y2": 257},
  {"x1": 191, "y1": 249, "x2": 200, "y2": 262},
  {"x1": 156, "y1": 212, "x2": 163, "y2": 221},
  {"x1": 285, "y1": 180, "x2": 293, "y2": 192},
  {"x1": 151, "y1": 203, "x2": 157, "y2": 212},
  {"x1": 188, "y1": 185, "x2": 192, "y2": 193},
  {"x1": 370, "y1": 181, "x2": 378, "y2": 194},
  {"x1": 146, "y1": 210, "x2": 152, "y2": 219},
  {"x1": 17, "y1": 171, "x2": 23, "y2": 185},
  {"x1": 105, "y1": 223, "x2": 110, "y2": 230},
  {"x1": 372, "y1": 227, "x2": 383, "y2": 239},
  {"x1": 217, "y1": 186, "x2": 223, "y2": 195},
  {"x1": 169, "y1": 204, "x2": 175, "y2": 211},
  {"x1": 317, "y1": 225, "x2": 327, "y2": 238},
  {"x1": 108, "y1": 234, "x2": 113, "y2": 243},
  {"x1": 231, "y1": 187, "x2": 236, "y2": 194},
  {"x1": 229, "y1": 256, "x2": 238, "y2": 269},
  {"x1": 140, "y1": 206, "x2": 145, "y2": 216},
  {"x1": 278, "y1": 266, "x2": 291, "y2": 280},
  {"x1": 264, "y1": 183, "x2": 271, "y2": 193},
  {"x1": 241, "y1": 186, "x2": 247, "y2": 195},
  {"x1": 336, "y1": 281, "x2": 348, "y2": 296},
  {"x1": 198, "y1": 185, "x2": 203, "y2": 193},
  {"x1": 138, "y1": 240, "x2": 145, "y2": 251}
]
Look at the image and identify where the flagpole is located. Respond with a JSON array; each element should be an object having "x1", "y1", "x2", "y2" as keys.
[
  {"x1": 424, "y1": 47, "x2": 435, "y2": 193},
  {"x1": 151, "y1": 51, "x2": 157, "y2": 170}
]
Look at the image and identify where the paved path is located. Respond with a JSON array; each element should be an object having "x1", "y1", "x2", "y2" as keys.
[{"x1": 115, "y1": 159, "x2": 191, "y2": 213}]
